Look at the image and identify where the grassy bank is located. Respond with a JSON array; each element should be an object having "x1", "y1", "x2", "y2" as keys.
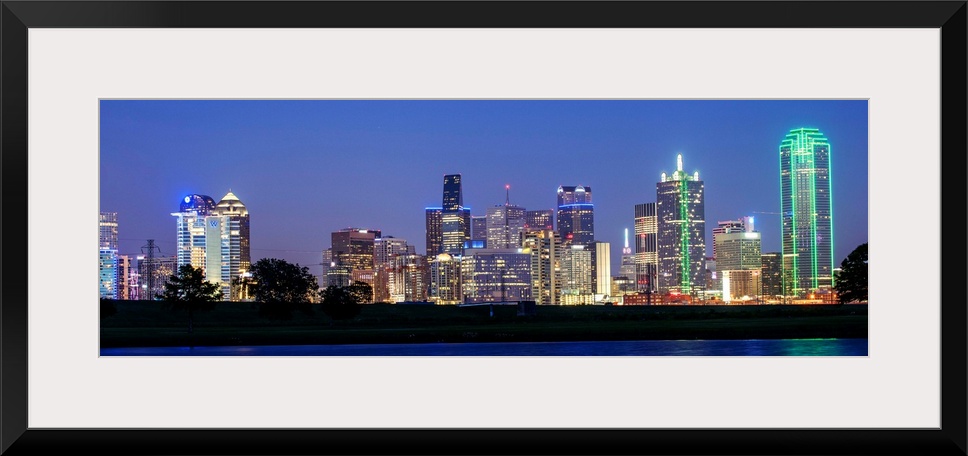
[{"x1": 100, "y1": 301, "x2": 868, "y2": 348}]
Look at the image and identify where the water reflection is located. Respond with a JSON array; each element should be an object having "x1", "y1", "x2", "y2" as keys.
[{"x1": 102, "y1": 338, "x2": 868, "y2": 356}]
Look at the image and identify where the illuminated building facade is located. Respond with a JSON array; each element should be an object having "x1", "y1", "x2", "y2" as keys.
[
  {"x1": 559, "y1": 244, "x2": 594, "y2": 305},
  {"x1": 712, "y1": 217, "x2": 753, "y2": 260},
  {"x1": 373, "y1": 236, "x2": 414, "y2": 302},
  {"x1": 99, "y1": 249, "x2": 119, "y2": 299},
  {"x1": 591, "y1": 241, "x2": 612, "y2": 299},
  {"x1": 460, "y1": 248, "x2": 532, "y2": 304},
  {"x1": 656, "y1": 154, "x2": 706, "y2": 295},
  {"x1": 556, "y1": 185, "x2": 594, "y2": 245},
  {"x1": 331, "y1": 228, "x2": 381, "y2": 301},
  {"x1": 780, "y1": 127, "x2": 834, "y2": 296},
  {"x1": 525, "y1": 209, "x2": 554, "y2": 232},
  {"x1": 441, "y1": 208, "x2": 471, "y2": 256},
  {"x1": 761, "y1": 252, "x2": 783, "y2": 297},
  {"x1": 425, "y1": 207, "x2": 443, "y2": 257},
  {"x1": 619, "y1": 228, "x2": 637, "y2": 281},
  {"x1": 390, "y1": 253, "x2": 428, "y2": 303},
  {"x1": 172, "y1": 194, "x2": 217, "y2": 270},
  {"x1": 440, "y1": 174, "x2": 471, "y2": 256},
  {"x1": 634, "y1": 203, "x2": 658, "y2": 293},
  {"x1": 471, "y1": 215, "x2": 488, "y2": 242},
  {"x1": 714, "y1": 221, "x2": 762, "y2": 302},
  {"x1": 99, "y1": 212, "x2": 119, "y2": 299},
  {"x1": 138, "y1": 255, "x2": 176, "y2": 300},
  {"x1": 486, "y1": 195, "x2": 526, "y2": 249},
  {"x1": 429, "y1": 253, "x2": 462, "y2": 304},
  {"x1": 208, "y1": 191, "x2": 251, "y2": 300},
  {"x1": 521, "y1": 230, "x2": 560, "y2": 305}
]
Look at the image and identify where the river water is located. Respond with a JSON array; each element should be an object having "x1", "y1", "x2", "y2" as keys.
[{"x1": 101, "y1": 338, "x2": 867, "y2": 356}]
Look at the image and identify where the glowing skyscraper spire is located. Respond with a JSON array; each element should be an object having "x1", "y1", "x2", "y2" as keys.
[{"x1": 622, "y1": 228, "x2": 632, "y2": 255}]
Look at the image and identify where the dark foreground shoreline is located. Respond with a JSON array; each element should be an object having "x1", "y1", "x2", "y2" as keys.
[{"x1": 100, "y1": 301, "x2": 868, "y2": 348}]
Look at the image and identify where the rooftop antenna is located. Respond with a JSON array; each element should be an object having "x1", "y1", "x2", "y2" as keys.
[
  {"x1": 505, "y1": 184, "x2": 510, "y2": 206},
  {"x1": 677, "y1": 154, "x2": 683, "y2": 172}
]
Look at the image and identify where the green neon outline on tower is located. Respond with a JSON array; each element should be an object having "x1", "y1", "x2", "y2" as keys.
[{"x1": 780, "y1": 127, "x2": 834, "y2": 298}]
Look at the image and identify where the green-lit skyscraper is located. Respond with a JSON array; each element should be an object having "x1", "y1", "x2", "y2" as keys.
[
  {"x1": 656, "y1": 154, "x2": 706, "y2": 295},
  {"x1": 780, "y1": 127, "x2": 833, "y2": 297}
]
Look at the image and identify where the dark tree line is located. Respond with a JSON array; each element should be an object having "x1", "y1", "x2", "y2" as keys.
[
  {"x1": 834, "y1": 243, "x2": 868, "y2": 304},
  {"x1": 153, "y1": 258, "x2": 376, "y2": 328}
]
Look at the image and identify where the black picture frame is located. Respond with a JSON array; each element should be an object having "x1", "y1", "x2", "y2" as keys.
[{"x1": 2, "y1": 1, "x2": 965, "y2": 455}]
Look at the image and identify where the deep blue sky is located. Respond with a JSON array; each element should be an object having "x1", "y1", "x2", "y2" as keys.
[{"x1": 100, "y1": 100, "x2": 868, "y2": 276}]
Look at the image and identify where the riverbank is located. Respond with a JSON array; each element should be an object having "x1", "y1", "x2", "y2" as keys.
[{"x1": 100, "y1": 301, "x2": 868, "y2": 348}]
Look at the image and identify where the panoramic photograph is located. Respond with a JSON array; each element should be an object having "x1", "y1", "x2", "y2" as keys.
[{"x1": 98, "y1": 99, "x2": 869, "y2": 356}]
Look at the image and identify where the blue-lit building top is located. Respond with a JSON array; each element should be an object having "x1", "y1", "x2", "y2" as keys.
[
  {"x1": 179, "y1": 194, "x2": 217, "y2": 215},
  {"x1": 556, "y1": 185, "x2": 594, "y2": 245}
]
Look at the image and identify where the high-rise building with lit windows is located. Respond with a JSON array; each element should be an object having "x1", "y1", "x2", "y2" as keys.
[
  {"x1": 471, "y1": 215, "x2": 488, "y2": 242},
  {"x1": 656, "y1": 154, "x2": 706, "y2": 295},
  {"x1": 172, "y1": 194, "x2": 217, "y2": 270},
  {"x1": 559, "y1": 244, "x2": 595, "y2": 305},
  {"x1": 761, "y1": 252, "x2": 783, "y2": 298},
  {"x1": 634, "y1": 203, "x2": 658, "y2": 293},
  {"x1": 429, "y1": 253, "x2": 462, "y2": 304},
  {"x1": 439, "y1": 174, "x2": 471, "y2": 256},
  {"x1": 521, "y1": 230, "x2": 560, "y2": 305},
  {"x1": 486, "y1": 187, "x2": 526, "y2": 249},
  {"x1": 780, "y1": 127, "x2": 833, "y2": 296},
  {"x1": 425, "y1": 208, "x2": 443, "y2": 257},
  {"x1": 556, "y1": 185, "x2": 594, "y2": 245},
  {"x1": 99, "y1": 212, "x2": 120, "y2": 299},
  {"x1": 460, "y1": 248, "x2": 532, "y2": 304},
  {"x1": 211, "y1": 191, "x2": 250, "y2": 300},
  {"x1": 171, "y1": 192, "x2": 250, "y2": 301},
  {"x1": 525, "y1": 209, "x2": 554, "y2": 232},
  {"x1": 714, "y1": 219, "x2": 762, "y2": 302},
  {"x1": 619, "y1": 228, "x2": 637, "y2": 281},
  {"x1": 441, "y1": 208, "x2": 471, "y2": 256}
]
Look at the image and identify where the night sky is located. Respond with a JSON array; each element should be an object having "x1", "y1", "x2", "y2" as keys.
[{"x1": 99, "y1": 100, "x2": 868, "y2": 276}]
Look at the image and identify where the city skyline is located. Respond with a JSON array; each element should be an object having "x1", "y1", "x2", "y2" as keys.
[{"x1": 99, "y1": 100, "x2": 868, "y2": 277}]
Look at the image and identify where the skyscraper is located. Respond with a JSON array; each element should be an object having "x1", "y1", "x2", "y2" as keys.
[
  {"x1": 471, "y1": 215, "x2": 488, "y2": 242},
  {"x1": 619, "y1": 228, "x2": 637, "y2": 281},
  {"x1": 373, "y1": 236, "x2": 413, "y2": 302},
  {"x1": 210, "y1": 191, "x2": 251, "y2": 300},
  {"x1": 429, "y1": 253, "x2": 462, "y2": 304},
  {"x1": 460, "y1": 248, "x2": 532, "y2": 304},
  {"x1": 486, "y1": 185, "x2": 526, "y2": 249},
  {"x1": 712, "y1": 217, "x2": 754, "y2": 260},
  {"x1": 525, "y1": 209, "x2": 554, "y2": 232},
  {"x1": 591, "y1": 241, "x2": 611, "y2": 299},
  {"x1": 559, "y1": 244, "x2": 594, "y2": 305},
  {"x1": 99, "y1": 212, "x2": 120, "y2": 299},
  {"x1": 521, "y1": 229, "x2": 560, "y2": 305},
  {"x1": 714, "y1": 219, "x2": 762, "y2": 302},
  {"x1": 440, "y1": 174, "x2": 471, "y2": 256},
  {"x1": 99, "y1": 212, "x2": 118, "y2": 250},
  {"x1": 634, "y1": 203, "x2": 658, "y2": 294},
  {"x1": 172, "y1": 194, "x2": 217, "y2": 272},
  {"x1": 780, "y1": 127, "x2": 834, "y2": 296},
  {"x1": 331, "y1": 228, "x2": 381, "y2": 271},
  {"x1": 760, "y1": 252, "x2": 783, "y2": 298},
  {"x1": 556, "y1": 185, "x2": 594, "y2": 245},
  {"x1": 441, "y1": 208, "x2": 471, "y2": 255},
  {"x1": 425, "y1": 207, "x2": 443, "y2": 257},
  {"x1": 656, "y1": 154, "x2": 706, "y2": 295}
]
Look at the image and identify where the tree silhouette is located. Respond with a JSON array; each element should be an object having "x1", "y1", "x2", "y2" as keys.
[
  {"x1": 157, "y1": 264, "x2": 222, "y2": 333},
  {"x1": 320, "y1": 284, "x2": 364, "y2": 320},
  {"x1": 834, "y1": 243, "x2": 868, "y2": 304},
  {"x1": 249, "y1": 258, "x2": 319, "y2": 320}
]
